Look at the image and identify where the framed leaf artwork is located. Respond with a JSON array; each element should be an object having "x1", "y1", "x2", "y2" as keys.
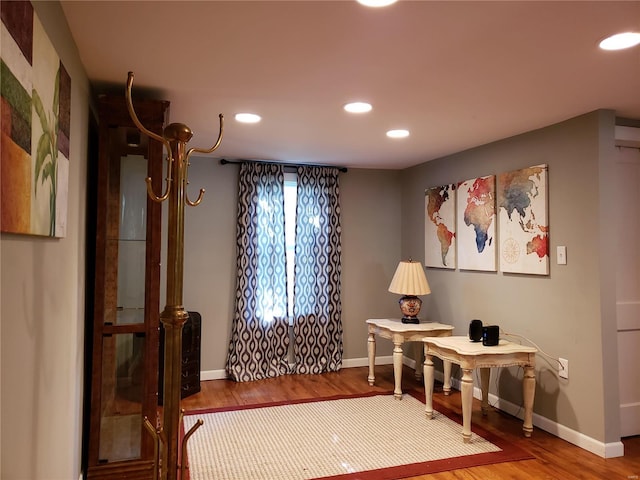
[{"x1": 1, "y1": 1, "x2": 70, "y2": 237}]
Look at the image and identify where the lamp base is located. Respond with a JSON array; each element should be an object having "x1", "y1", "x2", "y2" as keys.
[
  {"x1": 401, "y1": 316, "x2": 420, "y2": 324},
  {"x1": 398, "y1": 295, "x2": 422, "y2": 324}
]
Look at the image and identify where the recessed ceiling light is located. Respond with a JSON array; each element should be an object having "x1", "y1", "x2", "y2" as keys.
[
  {"x1": 357, "y1": 0, "x2": 397, "y2": 7},
  {"x1": 343, "y1": 102, "x2": 372, "y2": 113},
  {"x1": 386, "y1": 129, "x2": 409, "y2": 139},
  {"x1": 599, "y1": 32, "x2": 640, "y2": 50},
  {"x1": 235, "y1": 113, "x2": 261, "y2": 123}
]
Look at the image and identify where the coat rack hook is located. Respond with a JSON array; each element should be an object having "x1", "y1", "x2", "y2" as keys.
[
  {"x1": 184, "y1": 113, "x2": 224, "y2": 206},
  {"x1": 126, "y1": 71, "x2": 173, "y2": 202}
]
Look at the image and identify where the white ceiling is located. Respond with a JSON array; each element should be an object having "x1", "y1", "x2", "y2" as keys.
[{"x1": 60, "y1": 1, "x2": 640, "y2": 170}]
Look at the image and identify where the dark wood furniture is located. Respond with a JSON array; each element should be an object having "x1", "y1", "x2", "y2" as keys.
[
  {"x1": 159, "y1": 311, "x2": 202, "y2": 402},
  {"x1": 85, "y1": 95, "x2": 169, "y2": 480}
]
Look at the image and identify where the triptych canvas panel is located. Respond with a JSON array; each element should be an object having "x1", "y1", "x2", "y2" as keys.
[{"x1": 424, "y1": 184, "x2": 456, "y2": 270}]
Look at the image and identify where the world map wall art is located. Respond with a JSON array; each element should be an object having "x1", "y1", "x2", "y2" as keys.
[
  {"x1": 424, "y1": 184, "x2": 457, "y2": 269},
  {"x1": 497, "y1": 164, "x2": 548, "y2": 275},
  {"x1": 456, "y1": 175, "x2": 497, "y2": 272},
  {"x1": 1, "y1": 1, "x2": 70, "y2": 237},
  {"x1": 425, "y1": 164, "x2": 549, "y2": 275}
]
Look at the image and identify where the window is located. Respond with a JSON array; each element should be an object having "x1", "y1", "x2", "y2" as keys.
[
  {"x1": 284, "y1": 172, "x2": 297, "y2": 318},
  {"x1": 227, "y1": 163, "x2": 343, "y2": 381}
]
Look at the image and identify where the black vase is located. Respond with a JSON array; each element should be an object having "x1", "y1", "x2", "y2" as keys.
[{"x1": 469, "y1": 319, "x2": 483, "y2": 342}]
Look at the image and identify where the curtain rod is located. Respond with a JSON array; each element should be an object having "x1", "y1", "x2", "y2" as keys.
[{"x1": 220, "y1": 158, "x2": 348, "y2": 173}]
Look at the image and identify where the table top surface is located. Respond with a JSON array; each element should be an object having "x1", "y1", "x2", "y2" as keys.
[
  {"x1": 423, "y1": 335, "x2": 538, "y2": 355},
  {"x1": 367, "y1": 318, "x2": 454, "y2": 332}
]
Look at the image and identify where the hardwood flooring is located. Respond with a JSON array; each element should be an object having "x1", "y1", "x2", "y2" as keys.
[{"x1": 180, "y1": 365, "x2": 640, "y2": 480}]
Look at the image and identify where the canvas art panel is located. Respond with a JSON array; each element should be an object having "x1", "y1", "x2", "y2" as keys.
[
  {"x1": 456, "y1": 175, "x2": 496, "y2": 271},
  {"x1": 497, "y1": 164, "x2": 549, "y2": 275},
  {"x1": 1, "y1": 1, "x2": 70, "y2": 237},
  {"x1": 424, "y1": 184, "x2": 456, "y2": 269}
]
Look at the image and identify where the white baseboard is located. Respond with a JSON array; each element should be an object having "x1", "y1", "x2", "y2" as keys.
[
  {"x1": 342, "y1": 355, "x2": 393, "y2": 368},
  {"x1": 400, "y1": 356, "x2": 623, "y2": 459},
  {"x1": 200, "y1": 355, "x2": 394, "y2": 381},
  {"x1": 200, "y1": 369, "x2": 227, "y2": 381},
  {"x1": 200, "y1": 355, "x2": 623, "y2": 459},
  {"x1": 482, "y1": 387, "x2": 624, "y2": 458}
]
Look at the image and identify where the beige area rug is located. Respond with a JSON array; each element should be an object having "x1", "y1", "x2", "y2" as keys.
[{"x1": 182, "y1": 391, "x2": 533, "y2": 480}]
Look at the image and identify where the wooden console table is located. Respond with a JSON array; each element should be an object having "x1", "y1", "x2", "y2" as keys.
[
  {"x1": 423, "y1": 336, "x2": 537, "y2": 443},
  {"x1": 367, "y1": 318, "x2": 454, "y2": 399}
]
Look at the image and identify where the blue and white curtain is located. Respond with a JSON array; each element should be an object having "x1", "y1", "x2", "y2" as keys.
[
  {"x1": 226, "y1": 163, "x2": 290, "y2": 381},
  {"x1": 292, "y1": 167, "x2": 343, "y2": 374},
  {"x1": 226, "y1": 162, "x2": 343, "y2": 381}
]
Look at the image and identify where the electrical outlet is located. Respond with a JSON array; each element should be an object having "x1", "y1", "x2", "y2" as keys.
[{"x1": 559, "y1": 358, "x2": 569, "y2": 379}]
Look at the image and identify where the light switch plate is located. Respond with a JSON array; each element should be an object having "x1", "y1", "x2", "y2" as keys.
[{"x1": 557, "y1": 246, "x2": 567, "y2": 265}]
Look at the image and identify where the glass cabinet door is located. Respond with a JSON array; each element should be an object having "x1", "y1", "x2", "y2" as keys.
[
  {"x1": 115, "y1": 154, "x2": 148, "y2": 326},
  {"x1": 99, "y1": 333, "x2": 145, "y2": 462},
  {"x1": 97, "y1": 153, "x2": 149, "y2": 462},
  {"x1": 85, "y1": 96, "x2": 168, "y2": 480}
]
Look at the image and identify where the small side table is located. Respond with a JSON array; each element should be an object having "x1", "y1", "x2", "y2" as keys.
[
  {"x1": 367, "y1": 318, "x2": 454, "y2": 399},
  {"x1": 423, "y1": 336, "x2": 537, "y2": 443}
]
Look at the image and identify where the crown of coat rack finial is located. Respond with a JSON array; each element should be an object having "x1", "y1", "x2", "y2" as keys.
[{"x1": 164, "y1": 123, "x2": 193, "y2": 143}]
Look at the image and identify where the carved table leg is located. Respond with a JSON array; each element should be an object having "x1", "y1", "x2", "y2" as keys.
[
  {"x1": 367, "y1": 332, "x2": 376, "y2": 386},
  {"x1": 522, "y1": 365, "x2": 535, "y2": 437},
  {"x1": 480, "y1": 367, "x2": 490, "y2": 415},
  {"x1": 393, "y1": 341, "x2": 404, "y2": 399},
  {"x1": 443, "y1": 360, "x2": 452, "y2": 395},
  {"x1": 424, "y1": 351, "x2": 435, "y2": 419},
  {"x1": 461, "y1": 368, "x2": 474, "y2": 443}
]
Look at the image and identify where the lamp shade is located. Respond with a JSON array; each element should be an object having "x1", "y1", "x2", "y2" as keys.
[{"x1": 388, "y1": 260, "x2": 431, "y2": 295}]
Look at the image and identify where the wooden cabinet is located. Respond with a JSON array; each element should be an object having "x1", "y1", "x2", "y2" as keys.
[
  {"x1": 85, "y1": 95, "x2": 169, "y2": 479},
  {"x1": 159, "y1": 311, "x2": 202, "y2": 403},
  {"x1": 180, "y1": 312, "x2": 202, "y2": 398}
]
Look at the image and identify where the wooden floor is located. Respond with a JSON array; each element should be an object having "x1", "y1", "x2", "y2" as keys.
[{"x1": 181, "y1": 364, "x2": 640, "y2": 480}]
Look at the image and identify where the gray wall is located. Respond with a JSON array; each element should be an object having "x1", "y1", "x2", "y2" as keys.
[
  {"x1": 399, "y1": 110, "x2": 620, "y2": 445},
  {"x1": 0, "y1": 2, "x2": 90, "y2": 479},
  {"x1": 179, "y1": 161, "x2": 404, "y2": 371}
]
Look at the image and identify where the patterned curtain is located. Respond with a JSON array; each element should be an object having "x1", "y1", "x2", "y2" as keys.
[
  {"x1": 226, "y1": 162, "x2": 290, "y2": 381},
  {"x1": 292, "y1": 166, "x2": 343, "y2": 374}
]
